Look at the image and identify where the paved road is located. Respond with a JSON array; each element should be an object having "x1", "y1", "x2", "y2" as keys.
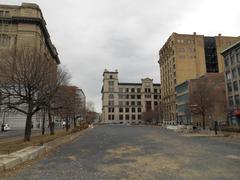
[{"x1": 7, "y1": 125, "x2": 240, "y2": 180}]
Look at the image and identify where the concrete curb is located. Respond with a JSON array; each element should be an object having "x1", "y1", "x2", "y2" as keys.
[{"x1": 0, "y1": 127, "x2": 90, "y2": 172}]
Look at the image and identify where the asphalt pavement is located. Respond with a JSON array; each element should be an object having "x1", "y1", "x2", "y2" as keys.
[{"x1": 6, "y1": 125, "x2": 240, "y2": 180}]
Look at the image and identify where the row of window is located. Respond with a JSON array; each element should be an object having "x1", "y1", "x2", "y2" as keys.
[
  {"x1": 109, "y1": 94, "x2": 160, "y2": 100},
  {"x1": 108, "y1": 114, "x2": 142, "y2": 120},
  {"x1": 229, "y1": 95, "x2": 240, "y2": 107},
  {"x1": 108, "y1": 107, "x2": 142, "y2": 113},
  {"x1": 226, "y1": 67, "x2": 240, "y2": 81},
  {"x1": 108, "y1": 86, "x2": 160, "y2": 93},
  {"x1": 108, "y1": 101, "x2": 159, "y2": 106},
  {"x1": 227, "y1": 80, "x2": 240, "y2": 93},
  {"x1": 224, "y1": 53, "x2": 240, "y2": 67},
  {"x1": 0, "y1": 11, "x2": 10, "y2": 17}
]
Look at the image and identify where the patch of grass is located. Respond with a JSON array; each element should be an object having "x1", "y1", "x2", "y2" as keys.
[{"x1": 0, "y1": 124, "x2": 88, "y2": 154}]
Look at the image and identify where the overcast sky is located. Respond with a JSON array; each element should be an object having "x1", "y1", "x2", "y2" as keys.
[{"x1": 1, "y1": 0, "x2": 240, "y2": 112}]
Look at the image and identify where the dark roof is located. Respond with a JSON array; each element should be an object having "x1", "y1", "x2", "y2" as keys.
[
  {"x1": 221, "y1": 41, "x2": 240, "y2": 55},
  {"x1": 0, "y1": 16, "x2": 60, "y2": 64},
  {"x1": 118, "y1": 83, "x2": 141, "y2": 86},
  {"x1": 118, "y1": 82, "x2": 161, "y2": 86}
]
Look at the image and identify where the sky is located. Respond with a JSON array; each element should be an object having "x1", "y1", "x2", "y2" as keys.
[{"x1": 1, "y1": 0, "x2": 240, "y2": 112}]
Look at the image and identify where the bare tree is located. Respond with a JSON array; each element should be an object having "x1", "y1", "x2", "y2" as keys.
[
  {"x1": 189, "y1": 78, "x2": 213, "y2": 130},
  {"x1": 85, "y1": 101, "x2": 97, "y2": 124},
  {"x1": 0, "y1": 47, "x2": 68, "y2": 141},
  {"x1": 53, "y1": 86, "x2": 83, "y2": 131}
]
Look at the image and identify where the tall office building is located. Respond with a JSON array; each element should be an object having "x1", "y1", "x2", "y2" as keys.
[
  {"x1": 159, "y1": 32, "x2": 240, "y2": 125},
  {"x1": 101, "y1": 69, "x2": 161, "y2": 124},
  {"x1": 0, "y1": 3, "x2": 60, "y2": 128}
]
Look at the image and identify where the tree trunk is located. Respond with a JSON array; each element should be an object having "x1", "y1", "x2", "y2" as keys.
[
  {"x1": 66, "y1": 116, "x2": 69, "y2": 132},
  {"x1": 24, "y1": 113, "x2": 33, "y2": 141},
  {"x1": 202, "y1": 112, "x2": 206, "y2": 130},
  {"x1": 42, "y1": 109, "x2": 45, "y2": 135},
  {"x1": 74, "y1": 117, "x2": 76, "y2": 128},
  {"x1": 48, "y1": 108, "x2": 54, "y2": 135}
]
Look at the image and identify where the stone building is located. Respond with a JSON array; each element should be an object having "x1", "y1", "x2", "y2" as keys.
[
  {"x1": 222, "y1": 41, "x2": 240, "y2": 125},
  {"x1": 101, "y1": 69, "x2": 161, "y2": 124},
  {"x1": 159, "y1": 32, "x2": 240, "y2": 125},
  {"x1": 176, "y1": 73, "x2": 227, "y2": 128},
  {"x1": 0, "y1": 3, "x2": 60, "y2": 128}
]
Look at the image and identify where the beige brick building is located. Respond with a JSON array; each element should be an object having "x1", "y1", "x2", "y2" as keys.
[
  {"x1": 159, "y1": 32, "x2": 240, "y2": 125},
  {"x1": 0, "y1": 3, "x2": 59, "y2": 128},
  {"x1": 101, "y1": 69, "x2": 161, "y2": 124}
]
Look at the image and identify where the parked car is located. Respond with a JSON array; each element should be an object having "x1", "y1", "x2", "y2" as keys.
[{"x1": 3, "y1": 124, "x2": 11, "y2": 131}]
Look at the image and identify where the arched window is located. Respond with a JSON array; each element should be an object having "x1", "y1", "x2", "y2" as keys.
[{"x1": 109, "y1": 94, "x2": 114, "y2": 99}]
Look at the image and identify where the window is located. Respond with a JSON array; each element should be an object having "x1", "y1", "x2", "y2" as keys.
[
  {"x1": 131, "y1": 88, "x2": 135, "y2": 92},
  {"x1": 138, "y1": 108, "x2": 141, "y2": 112},
  {"x1": 109, "y1": 94, "x2": 114, "y2": 99},
  {"x1": 233, "y1": 81, "x2": 238, "y2": 91},
  {"x1": 238, "y1": 67, "x2": 240, "y2": 76},
  {"x1": 237, "y1": 53, "x2": 240, "y2": 63},
  {"x1": 231, "y1": 56, "x2": 235, "y2": 65},
  {"x1": 108, "y1": 81, "x2": 114, "y2": 86},
  {"x1": 108, "y1": 101, "x2": 114, "y2": 106},
  {"x1": 126, "y1": 95, "x2": 129, "y2": 99},
  {"x1": 154, "y1": 101, "x2": 158, "y2": 106},
  {"x1": 229, "y1": 96, "x2": 234, "y2": 106},
  {"x1": 226, "y1": 71, "x2": 231, "y2": 81},
  {"x1": 119, "y1": 115, "x2": 123, "y2": 120},
  {"x1": 132, "y1": 108, "x2": 135, "y2": 112},
  {"x1": 137, "y1": 95, "x2": 141, "y2": 99},
  {"x1": 108, "y1": 115, "x2": 114, "y2": 120},
  {"x1": 126, "y1": 101, "x2": 129, "y2": 106},
  {"x1": 154, "y1": 89, "x2": 158, "y2": 93},
  {"x1": 232, "y1": 68, "x2": 237, "y2": 79},
  {"x1": 131, "y1": 101, "x2": 135, "y2": 106},
  {"x1": 110, "y1": 75, "x2": 113, "y2": 79},
  {"x1": 126, "y1": 88, "x2": 129, "y2": 92},
  {"x1": 154, "y1": 95, "x2": 158, "y2": 99},
  {"x1": 125, "y1": 108, "x2": 129, "y2": 112},
  {"x1": 137, "y1": 101, "x2": 141, "y2": 106},
  {"x1": 227, "y1": 83, "x2": 232, "y2": 92},
  {"x1": 235, "y1": 95, "x2": 240, "y2": 106},
  {"x1": 108, "y1": 108, "x2": 114, "y2": 112},
  {"x1": 131, "y1": 95, "x2": 135, "y2": 99},
  {"x1": 137, "y1": 88, "x2": 141, "y2": 93},
  {"x1": 132, "y1": 115, "x2": 136, "y2": 120},
  {"x1": 119, "y1": 108, "x2": 123, "y2": 112},
  {"x1": 125, "y1": 115, "x2": 129, "y2": 120},
  {"x1": 138, "y1": 115, "x2": 142, "y2": 120},
  {"x1": 224, "y1": 58, "x2": 229, "y2": 67}
]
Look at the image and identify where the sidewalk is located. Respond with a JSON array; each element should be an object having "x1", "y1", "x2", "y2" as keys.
[{"x1": 0, "y1": 126, "x2": 91, "y2": 172}]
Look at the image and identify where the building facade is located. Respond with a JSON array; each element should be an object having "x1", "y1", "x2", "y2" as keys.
[
  {"x1": 222, "y1": 41, "x2": 240, "y2": 125},
  {"x1": 101, "y1": 69, "x2": 161, "y2": 124},
  {"x1": 176, "y1": 73, "x2": 227, "y2": 128},
  {"x1": 159, "y1": 32, "x2": 240, "y2": 125},
  {"x1": 0, "y1": 3, "x2": 60, "y2": 128}
]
